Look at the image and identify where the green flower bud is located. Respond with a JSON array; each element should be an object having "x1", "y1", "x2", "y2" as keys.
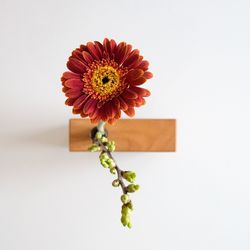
[
  {"x1": 121, "y1": 215, "x2": 130, "y2": 227},
  {"x1": 95, "y1": 131, "x2": 103, "y2": 139},
  {"x1": 107, "y1": 158, "x2": 116, "y2": 168},
  {"x1": 112, "y1": 179, "x2": 120, "y2": 187},
  {"x1": 126, "y1": 201, "x2": 133, "y2": 211},
  {"x1": 127, "y1": 184, "x2": 140, "y2": 193},
  {"x1": 87, "y1": 145, "x2": 93, "y2": 152},
  {"x1": 101, "y1": 136, "x2": 108, "y2": 143},
  {"x1": 107, "y1": 141, "x2": 116, "y2": 152},
  {"x1": 122, "y1": 171, "x2": 136, "y2": 183},
  {"x1": 127, "y1": 222, "x2": 132, "y2": 228},
  {"x1": 100, "y1": 160, "x2": 109, "y2": 168},
  {"x1": 121, "y1": 204, "x2": 131, "y2": 215},
  {"x1": 121, "y1": 216, "x2": 125, "y2": 226},
  {"x1": 121, "y1": 194, "x2": 130, "y2": 204},
  {"x1": 88, "y1": 144, "x2": 101, "y2": 152},
  {"x1": 110, "y1": 167, "x2": 116, "y2": 174},
  {"x1": 99, "y1": 153, "x2": 109, "y2": 161}
]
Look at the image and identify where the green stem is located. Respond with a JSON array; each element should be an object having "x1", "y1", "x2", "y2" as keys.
[{"x1": 97, "y1": 121, "x2": 106, "y2": 134}]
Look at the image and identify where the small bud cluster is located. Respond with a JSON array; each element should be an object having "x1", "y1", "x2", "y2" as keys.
[
  {"x1": 119, "y1": 179, "x2": 139, "y2": 228},
  {"x1": 99, "y1": 152, "x2": 116, "y2": 174},
  {"x1": 88, "y1": 129, "x2": 140, "y2": 228},
  {"x1": 121, "y1": 194, "x2": 133, "y2": 228}
]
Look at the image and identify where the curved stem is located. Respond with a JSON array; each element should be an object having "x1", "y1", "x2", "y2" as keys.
[{"x1": 93, "y1": 136, "x2": 127, "y2": 194}]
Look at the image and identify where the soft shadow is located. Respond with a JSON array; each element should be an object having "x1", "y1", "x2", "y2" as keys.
[{"x1": 25, "y1": 125, "x2": 68, "y2": 148}]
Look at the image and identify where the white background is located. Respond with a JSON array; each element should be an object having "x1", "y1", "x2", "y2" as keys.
[{"x1": 0, "y1": 0, "x2": 250, "y2": 249}]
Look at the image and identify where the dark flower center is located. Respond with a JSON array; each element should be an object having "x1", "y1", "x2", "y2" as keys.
[
  {"x1": 102, "y1": 76, "x2": 110, "y2": 84},
  {"x1": 90, "y1": 64, "x2": 126, "y2": 99}
]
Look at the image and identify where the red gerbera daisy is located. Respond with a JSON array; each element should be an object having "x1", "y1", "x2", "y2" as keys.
[{"x1": 61, "y1": 38, "x2": 153, "y2": 124}]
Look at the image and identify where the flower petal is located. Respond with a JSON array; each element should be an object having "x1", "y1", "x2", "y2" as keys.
[
  {"x1": 80, "y1": 111, "x2": 88, "y2": 118},
  {"x1": 129, "y1": 55, "x2": 143, "y2": 69},
  {"x1": 79, "y1": 44, "x2": 88, "y2": 52},
  {"x1": 87, "y1": 42, "x2": 101, "y2": 60},
  {"x1": 65, "y1": 97, "x2": 77, "y2": 106},
  {"x1": 91, "y1": 108, "x2": 102, "y2": 123},
  {"x1": 129, "y1": 49, "x2": 140, "y2": 57},
  {"x1": 82, "y1": 51, "x2": 94, "y2": 64},
  {"x1": 64, "y1": 79, "x2": 83, "y2": 89},
  {"x1": 126, "y1": 69, "x2": 144, "y2": 82},
  {"x1": 107, "y1": 118, "x2": 116, "y2": 125},
  {"x1": 110, "y1": 99, "x2": 120, "y2": 118},
  {"x1": 143, "y1": 71, "x2": 153, "y2": 79},
  {"x1": 100, "y1": 106, "x2": 108, "y2": 121},
  {"x1": 137, "y1": 60, "x2": 149, "y2": 70},
  {"x1": 83, "y1": 98, "x2": 98, "y2": 114},
  {"x1": 103, "y1": 38, "x2": 112, "y2": 59},
  {"x1": 94, "y1": 41, "x2": 104, "y2": 57},
  {"x1": 90, "y1": 116, "x2": 101, "y2": 124},
  {"x1": 113, "y1": 98, "x2": 120, "y2": 110},
  {"x1": 73, "y1": 94, "x2": 89, "y2": 109},
  {"x1": 124, "y1": 107, "x2": 135, "y2": 117},
  {"x1": 122, "y1": 88, "x2": 138, "y2": 99},
  {"x1": 110, "y1": 39, "x2": 117, "y2": 54},
  {"x1": 116, "y1": 43, "x2": 132, "y2": 65},
  {"x1": 130, "y1": 86, "x2": 151, "y2": 97},
  {"x1": 115, "y1": 42, "x2": 127, "y2": 65},
  {"x1": 62, "y1": 86, "x2": 69, "y2": 93},
  {"x1": 120, "y1": 96, "x2": 136, "y2": 106},
  {"x1": 126, "y1": 44, "x2": 133, "y2": 55},
  {"x1": 122, "y1": 54, "x2": 140, "y2": 68},
  {"x1": 72, "y1": 107, "x2": 82, "y2": 114},
  {"x1": 72, "y1": 49, "x2": 85, "y2": 62},
  {"x1": 130, "y1": 77, "x2": 147, "y2": 86},
  {"x1": 135, "y1": 96, "x2": 145, "y2": 107},
  {"x1": 97, "y1": 100, "x2": 106, "y2": 109},
  {"x1": 89, "y1": 106, "x2": 100, "y2": 119},
  {"x1": 67, "y1": 58, "x2": 87, "y2": 74},
  {"x1": 105, "y1": 101, "x2": 116, "y2": 119},
  {"x1": 114, "y1": 109, "x2": 121, "y2": 119},
  {"x1": 62, "y1": 71, "x2": 80, "y2": 80},
  {"x1": 118, "y1": 96, "x2": 128, "y2": 111},
  {"x1": 65, "y1": 89, "x2": 82, "y2": 98}
]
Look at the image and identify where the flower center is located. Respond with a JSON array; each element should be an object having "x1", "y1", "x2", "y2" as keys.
[
  {"x1": 82, "y1": 59, "x2": 129, "y2": 102},
  {"x1": 91, "y1": 66, "x2": 121, "y2": 97},
  {"x1": 102, "y1": 76, "x2": 110, "y2": 84}
]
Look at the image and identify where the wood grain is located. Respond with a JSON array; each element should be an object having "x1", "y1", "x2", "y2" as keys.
[{"x1": 69, "y1": 119, "x2": 176, "y2": 152}]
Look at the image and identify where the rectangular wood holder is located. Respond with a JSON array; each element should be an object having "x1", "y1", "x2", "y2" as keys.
[{"x1": 69, "y1": 119, "x2": 176, "y2": 152}]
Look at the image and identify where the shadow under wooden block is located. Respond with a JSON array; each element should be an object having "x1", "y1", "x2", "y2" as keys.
[{"x1": 69, "y1": 119, "x2": 176, "y2": 152}]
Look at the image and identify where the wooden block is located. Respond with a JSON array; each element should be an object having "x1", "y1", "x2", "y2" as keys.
[{"x1": 69, "y1": 119, "x2": 176, "y2": 152}]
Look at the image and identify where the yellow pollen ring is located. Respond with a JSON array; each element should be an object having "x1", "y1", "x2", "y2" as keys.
[{"x1": 91, "y1": 66, "x2": 121, "y2": 97}]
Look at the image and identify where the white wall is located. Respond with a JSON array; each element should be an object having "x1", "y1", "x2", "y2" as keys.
[{"x1": 0, "y1": 0, "x2": 250, "y2": 249}]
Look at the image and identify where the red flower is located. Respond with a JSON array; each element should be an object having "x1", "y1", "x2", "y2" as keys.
[{"x1": 61, "y1": 38, "x2": 153, "y2": 124}]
